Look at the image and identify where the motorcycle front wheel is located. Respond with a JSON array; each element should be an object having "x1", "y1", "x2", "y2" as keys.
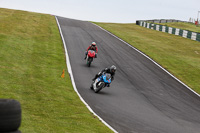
[
  {"x1": 94, "y1": 82, "x2": 105, "y2": 93},
  {"x1": 87, "y1": 57, "x2": 93, "y2": 67}
]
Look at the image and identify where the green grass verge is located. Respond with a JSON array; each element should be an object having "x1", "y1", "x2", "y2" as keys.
[
  {"x1": 156, "y1": 22, "x2": 200, "y2": 33},
  {"x1": 93, "y1": 22, "x2": 200, "y2": 94},
  {"x1": 0, "y1": 8, "x2": 113, "y2": 133}
]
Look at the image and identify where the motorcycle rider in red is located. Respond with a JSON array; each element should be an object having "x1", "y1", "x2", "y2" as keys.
[{"x1": 84, "y1": 42, "x2": 98, "y2": 59}]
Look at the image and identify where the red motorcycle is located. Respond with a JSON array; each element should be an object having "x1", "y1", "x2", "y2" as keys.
[{"x1": 86, "y1": 50, "x2": 96, "y2": 67}]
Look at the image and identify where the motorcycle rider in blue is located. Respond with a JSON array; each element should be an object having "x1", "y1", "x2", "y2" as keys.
[{"x1": 93, "y1": 65, "x2": 116, "y2": 87}]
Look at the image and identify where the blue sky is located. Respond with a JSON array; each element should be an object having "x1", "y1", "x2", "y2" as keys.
[{"x1": 0, "y1": 0, "x2": 199, "y2": 23}]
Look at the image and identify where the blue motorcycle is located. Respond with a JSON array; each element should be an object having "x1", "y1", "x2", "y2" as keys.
[{"x1": 91, "y1": 73, "x2": 112, "y2": 93}]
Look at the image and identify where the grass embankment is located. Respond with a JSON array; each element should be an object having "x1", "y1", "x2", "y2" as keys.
[
  {"x1": 93, "y1": 22, "x2": 200, "y2": 94},
  {"x1": 157, "y1": 22, "x2": 200, "y2": 33},
  {"x1": 0, "y1": 8, "x2": 113, "y2": 133}
]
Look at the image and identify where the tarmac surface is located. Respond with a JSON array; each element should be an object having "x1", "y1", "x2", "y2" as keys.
[{"x1": 57, "y1": 16, "x2": 200, "y2": 133}]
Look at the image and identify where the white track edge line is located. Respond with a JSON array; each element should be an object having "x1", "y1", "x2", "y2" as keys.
[
  {"x1": 55, "y1": 16, "x2": 118, "y2": 133},
  {"x1": 92, "y1": 23, "x2": 200, "y2": 97}
]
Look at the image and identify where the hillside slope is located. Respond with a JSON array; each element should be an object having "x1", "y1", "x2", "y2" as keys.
[{"x1": 0, "y1": 8, "x2": 113, "y2": 133}]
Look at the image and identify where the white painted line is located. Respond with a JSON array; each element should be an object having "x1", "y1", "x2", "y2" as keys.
[
  {"x1": 55, "y1": 16, "x2": 118, "y2": 133},
  {"x1": 92, "y1": 23, "x2": 200, "y2": 98}
]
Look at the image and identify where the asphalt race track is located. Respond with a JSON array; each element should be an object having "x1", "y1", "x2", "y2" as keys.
[{"x1": 56, "y1": 16, "x2": 200, "y2": 133}]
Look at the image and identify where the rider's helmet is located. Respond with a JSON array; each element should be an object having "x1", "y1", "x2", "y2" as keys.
[
  {"x1": 110, "y1": 65, "x2": 116, "y2": 73},
  {"x1": 91, "y1": 42, "x2": 96, "y2": 46}
]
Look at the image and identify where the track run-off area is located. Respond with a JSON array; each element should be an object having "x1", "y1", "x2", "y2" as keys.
[{"x1": 56, "y1": 16, "x2": 200, "y2": 133}]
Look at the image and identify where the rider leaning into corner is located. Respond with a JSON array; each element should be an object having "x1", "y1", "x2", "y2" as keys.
[
  {"x1": 93, "y1": 65, "x2": 117, "y2": 87},
  {"x1": 84, "y1": 42, "x2": 98, "y2": 59}
]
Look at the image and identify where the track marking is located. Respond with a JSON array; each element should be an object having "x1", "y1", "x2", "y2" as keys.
[
  {"x1": 92, "y1": 23, "x2": 200, "y2": 98},
  {"x1": 55, "y1": 16, "x2": 118, "y2": 133}
]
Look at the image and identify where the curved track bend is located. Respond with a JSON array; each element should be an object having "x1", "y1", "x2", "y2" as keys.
[{"x1": 56, "y1": 16, "x2": 200, "y2": 133}]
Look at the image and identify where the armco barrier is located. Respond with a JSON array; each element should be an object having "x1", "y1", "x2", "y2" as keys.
[{"x1": 136, "y1": 21, "x2": 200, "y2": 42}]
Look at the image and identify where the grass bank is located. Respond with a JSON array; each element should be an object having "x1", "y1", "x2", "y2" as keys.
[
  {"x1": 0, "y1": 8, "x2": 113, "y2": 133},
  {"x1": 93, "y1": 22, "x2": 200, "y2": 94}
]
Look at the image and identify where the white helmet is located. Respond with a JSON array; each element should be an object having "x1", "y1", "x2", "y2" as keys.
[
  {"x1": 91, "y1": 42, "x2": 96, "y2": 46},
  {"x1": 110, "y1": 65, "x2": 116, "y2": 73}
]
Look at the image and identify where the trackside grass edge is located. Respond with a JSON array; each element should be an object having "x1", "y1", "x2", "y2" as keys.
[{"x1": 0, "y1": 8, "x2": 113, "y2": 133}]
